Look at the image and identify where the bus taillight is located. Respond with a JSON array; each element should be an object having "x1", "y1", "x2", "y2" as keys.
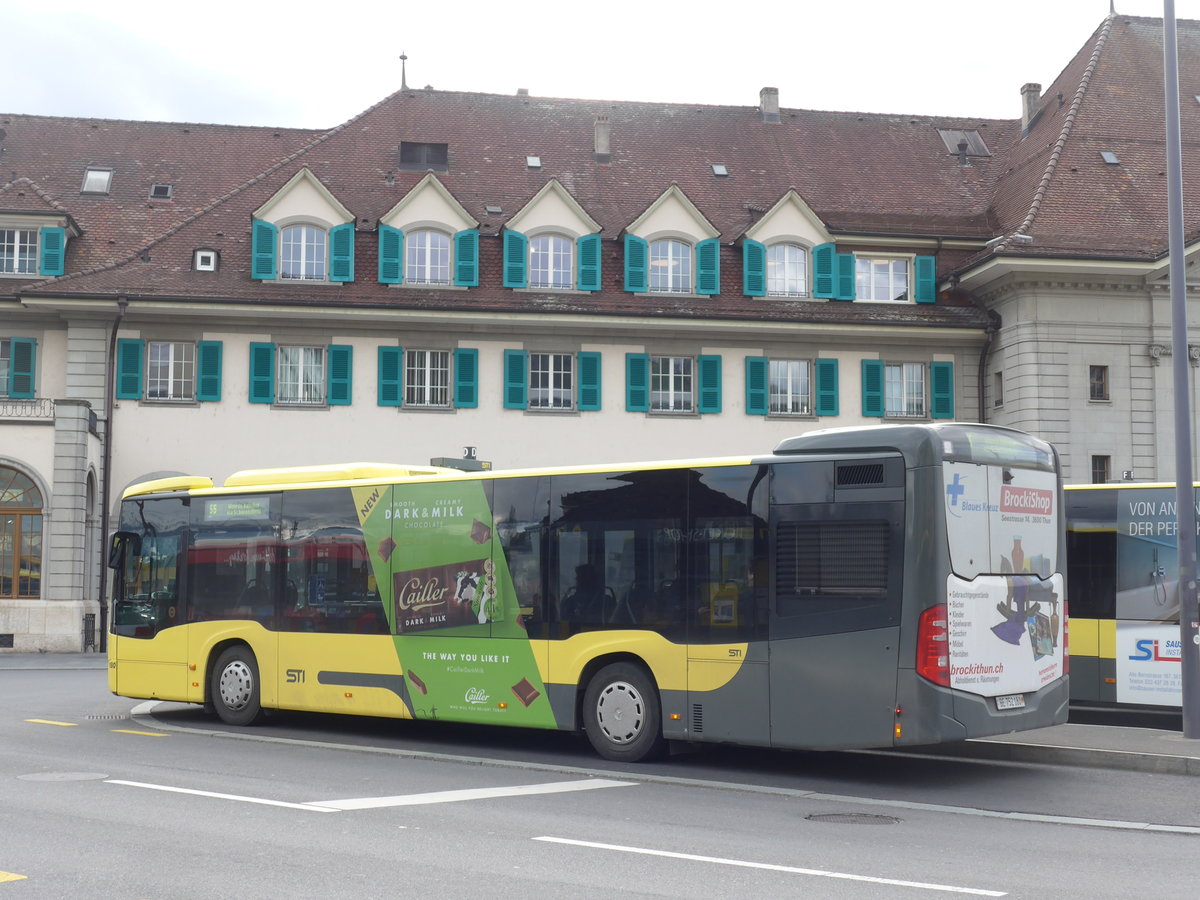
[{"x1": 917, "y1": 603, "x2": 950, "y2": 687}]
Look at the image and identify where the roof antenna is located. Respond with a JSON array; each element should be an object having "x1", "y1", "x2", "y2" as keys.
[{"x1": 400, "y1": 51, "x2": 409, "y2": 91}]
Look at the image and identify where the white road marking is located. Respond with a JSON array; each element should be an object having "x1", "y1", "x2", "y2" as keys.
[
  {"x1": 308, "y1": 778, "x2": 636, "y2": 810},
  {"x1": 106, "y1": 779, "x2": 339, "y2": 812},
  {"x1": 533, "y1": 836, "x2": 1006, "y2": 896}
]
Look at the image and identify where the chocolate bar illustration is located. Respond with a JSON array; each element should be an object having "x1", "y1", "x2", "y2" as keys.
[
  {"x1": 511, "y1": 677, "x2": 540, "y2": 707},
  {"x1": 407, "y1": 670, "x2": 427, "y2": 694}
]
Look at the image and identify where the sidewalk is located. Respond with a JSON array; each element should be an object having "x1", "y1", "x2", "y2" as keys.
[{"x1": 4, "y1": 652, "x2": 1199, "y2": 774}]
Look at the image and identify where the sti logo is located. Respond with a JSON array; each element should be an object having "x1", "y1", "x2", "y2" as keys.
[
  {"x1": 1129, "y1": 639, "x2": 1182, "y2": 662},
  {"x1": 946, "y1": 473, "x2": 967, "y2": 517}
]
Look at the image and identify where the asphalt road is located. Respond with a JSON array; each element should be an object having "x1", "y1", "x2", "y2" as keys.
[{"x1": 2, "y1": 664, "x2": 1196, "y2": 898}]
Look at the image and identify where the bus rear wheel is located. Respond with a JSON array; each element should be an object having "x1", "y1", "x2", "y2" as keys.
[
  {"x1": 211, "y1": 646, "x2": 264, "y2": 726},
  {"x1": 582, "y1": 663, "x2": 665, "y2": 762}
]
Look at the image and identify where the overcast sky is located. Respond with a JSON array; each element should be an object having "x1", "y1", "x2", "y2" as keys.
[{"x1": 8, "y1": 1, "x2": 1199, "y2": 128}]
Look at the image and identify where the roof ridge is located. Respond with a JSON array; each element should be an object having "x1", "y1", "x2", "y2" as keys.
[{"x1": 998, "y1": 13, "x2": 1117, "y2": 249}]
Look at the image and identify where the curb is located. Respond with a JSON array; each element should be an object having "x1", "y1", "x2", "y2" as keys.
[{"x1": 904, "y1": 738, "x2": 1200, "y2": 777}]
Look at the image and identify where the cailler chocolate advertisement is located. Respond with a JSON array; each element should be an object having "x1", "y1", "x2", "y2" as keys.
[
  {"x1": 942, "y1": 462, "x2": 1065, "y2": 697},
  {"x1": 352, "y1": 481, "x2": 554, "y2": 727}
]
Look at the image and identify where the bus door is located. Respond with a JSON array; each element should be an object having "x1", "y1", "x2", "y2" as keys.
[
  {"x1": 110, "y1": 496, "x2": 190, "y2": 699},
  {"x1": 767, "y1": 460, "x2": 905, "y2": 750}
]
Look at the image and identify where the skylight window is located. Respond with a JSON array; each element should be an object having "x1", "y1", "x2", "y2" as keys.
[
  {"x1": 1100, "y1": 151, "x2": 1120, "y2": 165},
  {"x1": 398, "y1": 142, "x2": 448, "y2": 173},
  {"x1": 81, "y1": 167, "x2": 113, "y2": 194},
  {"x1": 526, "y1": 156, "x2": 542, "y2": 169},
  {"x1": 150, "y1": 184, "x2": 173, "y2": 200},
  {"x1": 711, "y1": 164, "x2": 729, "y2": 177},
  {"x1": 937, "y1": 129, "x2": 990, "y2": 157}
]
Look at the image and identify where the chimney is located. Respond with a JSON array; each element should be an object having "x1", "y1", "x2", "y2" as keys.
[
  {"x1": 1021, "y1": 82, "x2": 1042, "y2": 134},
  {"x1": 759, "y1": 87, "x2": 780, "y2": 123},
  {"x1": 516, "y1": 88, "x2": 529, "y2": 97},
  {"x1": 594, "y1": 114, "x2": 611, "y2": 163}
]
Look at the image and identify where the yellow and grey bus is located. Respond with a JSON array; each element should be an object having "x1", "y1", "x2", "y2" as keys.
[
  {"x1": 108, "y1": 423, "x2": 1068, "y2": 761},
  {"x1": 1065, "y1": 482, "x2": 1189, "y2": 709}
]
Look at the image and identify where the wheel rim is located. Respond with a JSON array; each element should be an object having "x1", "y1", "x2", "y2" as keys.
[
  {"x1": 218, "y1": 660, "x2": 254, "y2": 711},
  {"x1": 594, "y1": 680, "x2": 645, "y2": 745}
]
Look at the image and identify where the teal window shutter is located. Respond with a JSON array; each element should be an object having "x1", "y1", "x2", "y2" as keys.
[
  {"x1": 577, "y1": 234, "x2": 601, "y2": 291},
  {"x1": 329, "y1": 224, "x2": 355, "y2": 282},
  {"x1": 454, "y1": 348, "x2": 479, "y2": 408},
  {"x1": 327, "y1": 345, "x2": 353, "y2": 405},
  {"x1": 625, "y1": 353, "x2": 649, "y2": 411},
  {"x1": 834, "y1": 253, "x2": 856, "y2": 300},
  {"x1": 115, "y1": 339, "x2": 143, "y2": 400},
  {"x1": 743, "y1": 240, "x2": 766, "y2": 297},
  {"x1": 196, "y1": 341, "x2": 223, "y2": 402},
  {"x1": 696, "y1": 239, "x2": 721, "y2": 295},
  {"x1": 624, "y1": 235, "x2": 648, "y2": 292},
  {"x1": 915, "y1": 256, "x2": 937, "y2": 303},
  {"x1": 744, "y1": 356, "x2": 768, "y2": 415},
  {"x1": 697, "y1": 355, "x2": 723, "y2": 413},
  {"x1": 8, "y1": 338, "x2": 36, "y2": 399},
  {"x1": 578, "y1": 351, "x2": 602, "y2": 410},
  {"x1": 378, "y1": 346, "x2": 403, "y2": 406},
  {"x1": 378, "y1": 226, "x2": 404, "y2": 284},
  {"x1": 503, "y1": 230, "x2": 528, "y2": 288},
  {"x1": 812, "y1": 243, "x2": 835, "y2": 298},
  {"x1": 38, "y1": 227, "x2": 66, "y2": 276},
  {"x1": 930, "y1": 361, "x2": 954, "y2": 418},
  {"x1": 861, "y1": 360, "x2": 884, "y2": 417},
  {"x1": 453, "y1": 229, "x2": 479, "y2": 286},
  {"x1": 503, "y1": 349, "x2": 528, "y2": 409},
  {"x1": 815, "y1": 358, "x2": 839, "y2": 416},
  {"x1": 249, "y1": 342, "x2": 275, "y2": 404},
  {"x1": 251, "y1": 220, "x2": 278, "y2": 281}
]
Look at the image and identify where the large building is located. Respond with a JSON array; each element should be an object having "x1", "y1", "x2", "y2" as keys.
[{"x1": 2, "y1": 12, "x2": 1199, "y2": 651}]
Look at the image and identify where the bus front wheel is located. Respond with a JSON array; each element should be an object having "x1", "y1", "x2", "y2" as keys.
[
  {"x1": 211, "y1": 646, "x2": 264, "y2": 726},
  {"x1": 582, "y1": 663, "x2": 666, "y2": 762}
]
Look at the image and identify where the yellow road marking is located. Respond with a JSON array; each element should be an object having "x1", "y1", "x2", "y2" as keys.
[
  {"x1": 25, "y1": 719, "x2": 76, "y2": 727},
  {"x1": 112, "y1": 729, "x2": 169, "y2": 738},
  {"x1": 0, "y1": 871, "x2": 27, "y2": 883}
]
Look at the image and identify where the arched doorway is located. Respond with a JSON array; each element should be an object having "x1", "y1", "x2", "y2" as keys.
[{"x1": 0, "y1": 466, "x2": 43, "y2": 599}]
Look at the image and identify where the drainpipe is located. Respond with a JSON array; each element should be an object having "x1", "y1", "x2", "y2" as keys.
[
  {"x1": 97, "y1": 296, "x2": 127, "y2": 652},
  {"x1": 977, "y1": 310, "x2": 1001, "y2": 424}
]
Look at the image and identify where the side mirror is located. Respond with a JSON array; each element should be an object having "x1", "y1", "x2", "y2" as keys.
[{"x1": 108, "y1": 531, "x2": 141, "y2": 569}]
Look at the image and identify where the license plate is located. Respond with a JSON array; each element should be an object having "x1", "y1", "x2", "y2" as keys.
[{"x1": 995, "y1": 693, "x2": 1026, "y2": 710}]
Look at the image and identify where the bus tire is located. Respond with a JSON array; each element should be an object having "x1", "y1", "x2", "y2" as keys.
[
  {"x1": 211, "y1": 646, "x2": 264, "y2": 726},
  {"x1": 582, "y1": 662, "x2": 665, "y2": 762}
]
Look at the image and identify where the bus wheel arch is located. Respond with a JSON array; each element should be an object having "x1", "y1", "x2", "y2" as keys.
[
  {"x1": 580, "y1": 657, "x2": 666, "y2": 762},
  {"x1": 208, "y1": 642, "x2": 265, "y2": 726}
]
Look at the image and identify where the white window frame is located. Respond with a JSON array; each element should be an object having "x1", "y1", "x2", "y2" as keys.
[
  {"x1": 768, "y1": 359, "x2": 812, "y2": 415},
  {"x1": 405, "y1": 230, "x2": 451, "y2": 285},
  {"x1": 81, "y1": 168, "x2": 113, "y2": 194},
  {"x1": 856, "y1": 255, "x2": 910, "y2": 302},
  {"x1": 529, "y1": 352, "x2": 574, "y2": 410},
  {"x1": 276, "y1": 345, "x2": 326, "y2": 406},
  {"x1": 766, "y1": 243, "x2": 808, "y2": 297},
  {"x1": 145, "y1": 341, "x2": 196, "y2": 402},
  {"x1": 648, "y1": 239, "x2": 692, "y2": 294},
  {"x1": 650, "y1": 355, "x2": 693, "y2": 413},
  {"x1": 0, "y1": 228, "x2": 38, "y2": 276},
  {"x1": 0, "y1": 338, "x2": 11, "y2": 398},
  {"x1": 404, "y1": 349, "x2": 450, "y2": 407},
  {"x1": 529, "y1": 234, "x2": 573, "y2": 290},
  {"x1": 280, "y1": 224, "x2": 327, "y2": 281},
  {"x1": 194, "y1": 249, "x2": 218, "y2": 272},
  {"x1": 885, "y1": 362, "x2": 926, "y2": 418}
]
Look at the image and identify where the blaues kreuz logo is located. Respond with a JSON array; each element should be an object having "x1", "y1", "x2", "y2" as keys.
[{"x1": 946, "y1": 472, "x2": 967, "y2": 518}]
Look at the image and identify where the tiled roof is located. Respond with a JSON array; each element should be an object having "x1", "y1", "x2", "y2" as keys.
[{"x1": 7, "y1": 13, "x2": 1197, "y2": 323}]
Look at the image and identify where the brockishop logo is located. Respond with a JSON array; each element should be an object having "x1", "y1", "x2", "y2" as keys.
[{"x1": 1000, "y1": 486, "x2": 1053, "y2": 515}]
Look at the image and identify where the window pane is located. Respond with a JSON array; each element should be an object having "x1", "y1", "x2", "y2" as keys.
[
  {"x1": 146, "y1": 342, "x2": 195, "y2": 401},
  {"x1": 0, "y1": 230, "x2": 38, "y2": 275},
  {"x1": 404, "y1": 349, "x2": 450, "y2": 406},
  {"x1": 649, "y1": 240, "x2": 692, "y2": 293},
  {"x1": 767, "y1": 243, "x2": 806, "y2": 297},
  {"x1": 530, "y1": 235, "x2": 572, "y2": 289},
  {"x1": 769, "y1": 359, "x2": 810, "y2": 414},
  {"x1": 406, "y1": 231, "x2": 451, "y2": 285},
  {"x1": 277, "y1": 346, "x2": 325, "y2": 405},
  {"x1": 280, "y1": 225, "x2": 327, "y2": 280}
]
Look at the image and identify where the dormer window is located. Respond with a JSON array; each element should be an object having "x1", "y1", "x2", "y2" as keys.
[
  {"x1": 0, "y1": 229, "x2": 38, "y2": 275},
  {"x1": 405, "y1": 230, "x2": 451, "y2": 285},
  {"x1": 530, "y1": 234, "x2": 573, "y2": 289},
  {"x1": 398, "y1": 142, "x2": 448, "y2": 173},
  {"x1": 81, "y1": 167, "x2": 113, "y2": 194},
  {"x1": 766, "y1": 243, "x2": 808, "y2": 297},
  {"x1": 649, "y1": 239, "x2": 692, "y2": 293},
  {"x1": 280, "y1": 224, "x2": 327, "y2": 280},
  {"x1": 0, "y1": 223, "x2": 66, "y2": 278}
]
